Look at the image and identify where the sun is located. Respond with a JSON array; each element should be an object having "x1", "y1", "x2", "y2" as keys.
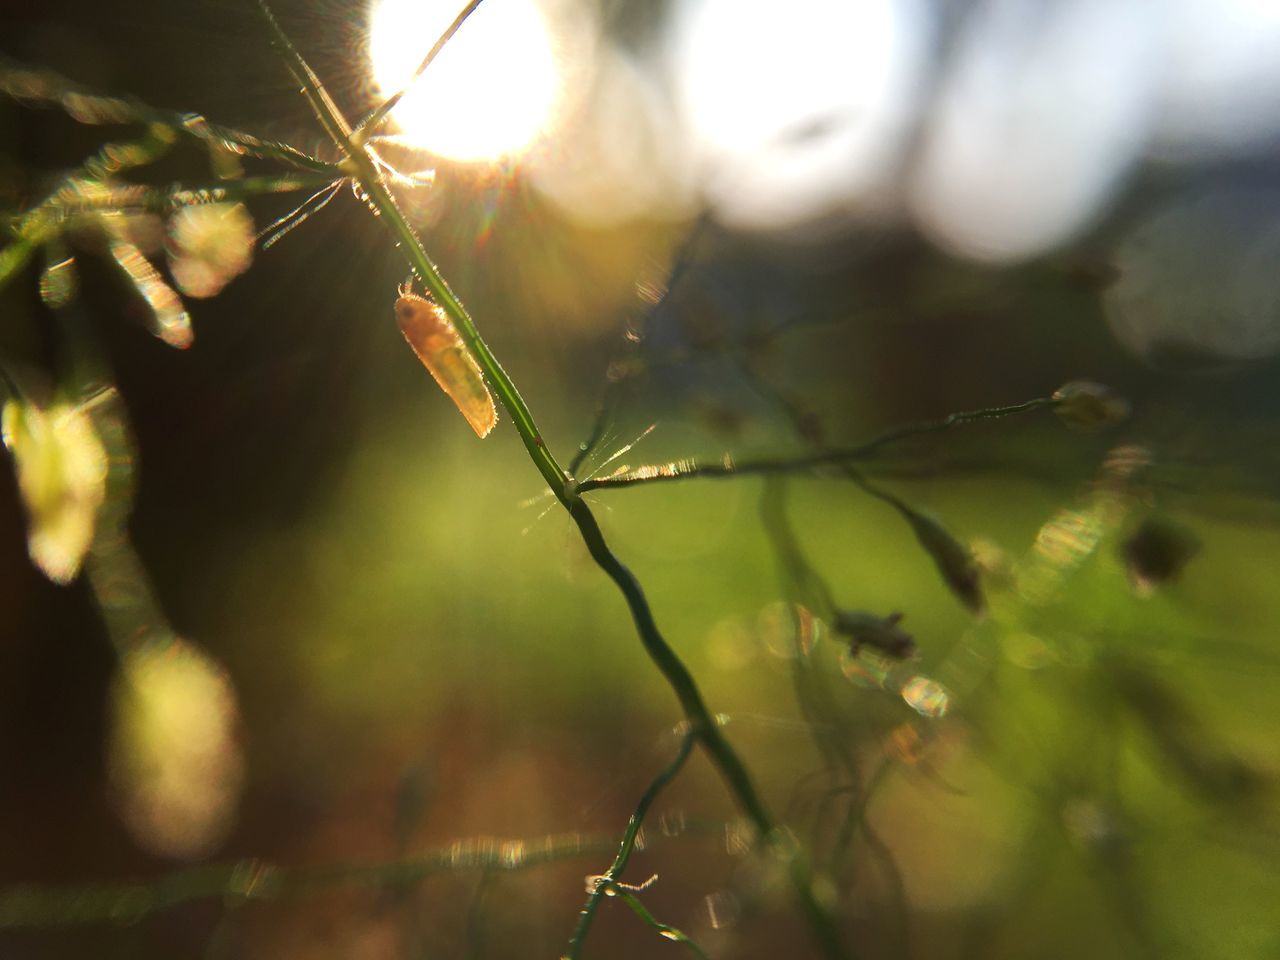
[{"x1": 368, "y1": 0, "x2": 561, "y2": 163}]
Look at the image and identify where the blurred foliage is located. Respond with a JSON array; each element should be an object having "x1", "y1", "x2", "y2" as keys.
[{"x1": 1, "y1": 3, "x2": 1279, "y2": 960}]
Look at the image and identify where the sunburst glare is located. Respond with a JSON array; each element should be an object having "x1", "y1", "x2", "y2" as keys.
[{"x1": 368, "y1": 0, "x2": 562, "y2": 163}]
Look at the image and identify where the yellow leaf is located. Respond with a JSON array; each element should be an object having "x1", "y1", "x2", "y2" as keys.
[{"x1": 2, "y1": 397, "x2": 108, "y2": 583}]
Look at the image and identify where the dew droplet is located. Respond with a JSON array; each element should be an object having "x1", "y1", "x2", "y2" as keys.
[
  {"x1": 839, "y1": 646, "x2": 892, "y2": 689},
  {"x1": 757, "y1": 601, "x2": 820, "y2": 658},
  {"x1": 899, "y1": 675, "x2": 951, "y2": 718}
]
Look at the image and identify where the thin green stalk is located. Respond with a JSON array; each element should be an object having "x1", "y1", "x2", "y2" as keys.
[
  {"x1": 0, "y1": 833, "x2": 610, "y2": 929},
  {"x1": 2, "y1": 127, "x2": 176, "y2": 286},
  {"x1": 253, "y1": 0, "x2": 568, "y2": 497},
  {"x1": 371, "y1": 171, "x2": 570, "y2": 495},
  {"x1": 355, "y1": 0, "x2": 487, "y2": 139},
  {"x1": 566, "y1": 729, "x2": 694, "y2": 959},
  {"x1": 568, "y1": 212, "x2": 710, "y2": 477},
  {"x1": 14, "y1": 173, "x2": 338, "y2": 221},
  {"x1": 612, "y1": 889, "x2": 710, "y2": 960},
  {"x1": 0, "y1": 119, "x2": 339, "y2": 291},
  {"x1": 567, "y1": 500, "x2": 767, "y2": 822},
  {"x1": 760, "y1": 478, "x2": 912, "y2": 956},
  {"x1": 0, "y1": 55, "x2": 338, "y2": 175},
  {"x1": 253, "y1": 7, "x2": 848, "y2": 956},
  {"x1": 567, "y1": 500, "x2": 850, "y2": 960},
  {"x1": 576, "y1": 395, "x2": 1058, "y2": 494}
]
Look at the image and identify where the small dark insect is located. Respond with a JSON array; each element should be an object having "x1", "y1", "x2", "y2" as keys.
[{"x1": 834, "y1": 610, "x2": 918, "y2": 660}]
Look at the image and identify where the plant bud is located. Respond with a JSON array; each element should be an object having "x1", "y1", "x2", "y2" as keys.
[
  {"x1": 899, "y1": 505, "x2": 986, "y2": 615},
  {"x1": 1052, "y1": 380, "x2": 1130, "y2": 432}
]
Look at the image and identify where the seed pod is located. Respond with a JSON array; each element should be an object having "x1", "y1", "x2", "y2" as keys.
[
  {"x1": 897, "y1": 504, "x2": 985, "y2": 615},
  {"x1": 1122, "y1": 515, "x2": 1199, "y2": 593},
  {"x1": 1052, "y1": 380, "x2": 1130, "y2": 432}
]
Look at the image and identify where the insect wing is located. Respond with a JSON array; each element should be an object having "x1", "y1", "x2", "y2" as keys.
[{"x1": 395, "y1": 293, "x2": 498, "y2": 438}]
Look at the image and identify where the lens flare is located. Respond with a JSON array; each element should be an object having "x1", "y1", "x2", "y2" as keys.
[{"x1": 368, "y1": 0, "x2": 561, "y2": 163}]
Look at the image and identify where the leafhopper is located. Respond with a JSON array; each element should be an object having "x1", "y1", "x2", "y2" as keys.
[{"x1": 394, "y1": 283, "x2": 497, "y2": 438}]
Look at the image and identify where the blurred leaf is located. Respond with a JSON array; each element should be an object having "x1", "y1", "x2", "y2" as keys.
[
  {"x1": 1122, "y1": 514, "x2": 1200, "y2": 594},
  {"x1": 2, "y1": 396, "x2": 108, "y2": 584},
  {"x1": 896, "y1": 500, "x2": 986, "y2": 615},
  {"x1": 1113, "y1": 662, "x2": 1266, "y2": 805},
  {"x1": 166, "y1": 202, "x2": 255, "y2": 298},
  {"x1": 104, "y1": 219, "x2": 192, "y2": 348}
]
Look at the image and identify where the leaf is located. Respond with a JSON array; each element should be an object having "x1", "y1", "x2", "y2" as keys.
[{"x1": 896, "y1": 502, "x2": 986, "y2": 615}]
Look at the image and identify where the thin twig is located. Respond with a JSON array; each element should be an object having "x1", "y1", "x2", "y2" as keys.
[
  {"x1": 566, "y1": 499, "x2": 852, "y2": 959},
  {"x1": 251, "y1": 8, "x2": 849, "y2": 956},
  {"x1": 570, "y1": 212, "x2": 711, "y2": 477},
  {"x1": 0, "y1": 833, "x2": 611, "y2": 930},
  {"x1": 760, "y1": 478, "x2": 913, "y2": 956},
  {"x1": 0, "y1": 56, "x2": 339, "y2": 175},
  {"x1": 577, "y1": 396, "x2": 1058, "y2": 494},
  {"x1": 613, "y1": 888, "x2": 711, "y2": 960},
  {"x1": 566, "y1": 729, "x2": 694, "y2": 958},
  {"x1": 355, "y1": 0, "x2": 487, "y2": 140},
  {"x1": 252, "y1": 0, "x2": 568, "y2": 496}
]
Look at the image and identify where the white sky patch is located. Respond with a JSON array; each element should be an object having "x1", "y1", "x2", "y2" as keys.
[
  {"x1": 909, "y1": 0, "x2": 1159, "y2": 262},
  {"x1": 1151, "y1": 0, "x2": 1280, "y2": 160},
  {"x1": 666, "y1": 0, "x2": 930, "y2": 233}
]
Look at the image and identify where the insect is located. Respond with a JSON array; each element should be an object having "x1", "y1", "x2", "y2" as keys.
[{"x1": 394, "y1": 283, "x2": 497, "y2": 438}]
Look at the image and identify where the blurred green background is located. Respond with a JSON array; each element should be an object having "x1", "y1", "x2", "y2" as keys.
[{"x1": 2, "y1": 2, "x2": 1279, "y2": 958}]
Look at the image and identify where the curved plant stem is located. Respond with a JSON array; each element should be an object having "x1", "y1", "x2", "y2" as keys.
[
  {"x1": 612, "y1": 888, "x2": 710, "y2": 959},
  {"x1": 567, "y1": 500, "x2": 849, "y2": 959},
  {"x1": 253, "y1": 0, "x2": 567, "y2": 497},
  {"x1": 253, "y1": 5, "x2": 849, "y2": 956},
  {"x1": 355, "y1": 0, "x2": 486, "y2": 138},
  {"x1": 566, "y1": 729, "x2": 694, "y2": 958},
  {"x1": 0, "y1": 55, "x2": 338, "y2": 175}
]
